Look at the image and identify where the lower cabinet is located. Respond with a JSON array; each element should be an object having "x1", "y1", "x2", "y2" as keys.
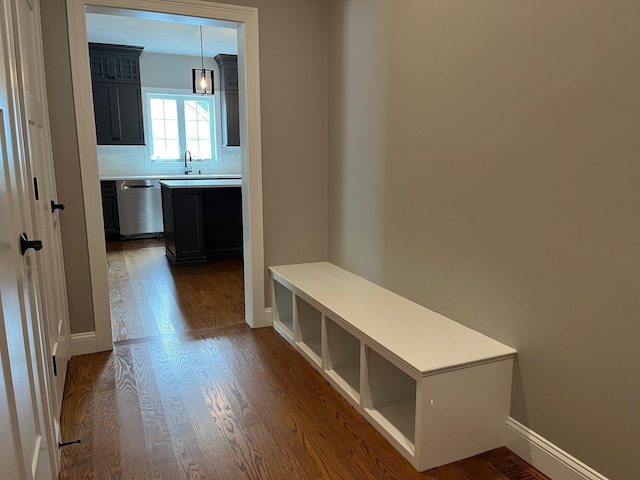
[
  {"x1": 162, "y1": 188, "x2": 205, "y2": 266},
  {"x1": 202, "y1": 187, "x2": 243, "y2": 255},
  {"x1": 161, "y1": 184, "x2": 242, "y2": 266},
  {"x1": 100, "y1": 180, "x2": 120, "y2": 239}
]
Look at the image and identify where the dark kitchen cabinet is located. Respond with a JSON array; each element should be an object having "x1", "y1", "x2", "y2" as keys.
[
  {"x1": 202, "y1": 187, "x2": 243, "y2": 255},
  {"x1": 89, "y1": 43, "x2": 143, "y2": 83},
  {"x1": 92, "y1": 82, "x2": 144, "y2": 145},
  {"x1": 89, "y1": 43, "x2": 145, "y2": 145},
  {"x1": 215, "y1": 54, "x2": 240, "y2": 146},
  {"x1": 161, "y1": 182, "x2": 242, "y2": 267},
  {"x1": 100, "y1": 181, "x2": 120, "y2": 239},
  {"x1": 161, "y1": 187, "x2": 206, "y2": 266}
]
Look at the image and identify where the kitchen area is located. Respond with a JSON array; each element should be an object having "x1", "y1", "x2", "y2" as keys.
[
  {"x1": 101, "y1": 175, "x2": 242, "y2": 266},
  {"x1": 92, "y1": 11, "x2": 242, "y2": 265},
  {"x1": 87, "y1": 9, "x2": 246, "y2": 340}
]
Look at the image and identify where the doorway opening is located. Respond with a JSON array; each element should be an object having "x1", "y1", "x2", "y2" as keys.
[
  {"x1": 85, "y1": 8, "x2": 246, "y2": 343},
  {"x1": 67, "y1": 0, "x2": 266, "y2": 353}
]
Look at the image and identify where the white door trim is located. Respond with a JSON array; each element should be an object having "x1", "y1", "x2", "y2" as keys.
[{"x1": 66, "y1": 0, "x2": 266, "y2": 352}]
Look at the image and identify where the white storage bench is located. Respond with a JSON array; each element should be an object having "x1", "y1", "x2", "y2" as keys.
[{"x1": 269, "y1": 262, "x2": 517, "y2": 471}]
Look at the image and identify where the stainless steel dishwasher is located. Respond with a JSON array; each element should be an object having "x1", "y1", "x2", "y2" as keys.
[{"x1": 116, "y1": 179, "x2": 163, "y2": 237}]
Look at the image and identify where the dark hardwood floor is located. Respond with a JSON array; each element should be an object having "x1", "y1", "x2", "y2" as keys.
[
  {"x1": 58, "y1": 241, "x2": 550, "y2": 479},
  {"x1": 106, "y1": 239, "x2": 245, "y2": 342}
]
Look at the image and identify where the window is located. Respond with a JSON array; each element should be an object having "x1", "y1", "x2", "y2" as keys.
[{"x1": 147, "y1": 93, "x2": 216, "y2": 162}]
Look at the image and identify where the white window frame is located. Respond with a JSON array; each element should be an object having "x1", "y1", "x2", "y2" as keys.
[{"x1": 143, "y1": 87, "x2": 219, "y2": 164}]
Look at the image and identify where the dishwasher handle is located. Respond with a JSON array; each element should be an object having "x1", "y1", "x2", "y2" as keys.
[{"x1": 123, "y1": 184, "x2": 155, "y2": 189}]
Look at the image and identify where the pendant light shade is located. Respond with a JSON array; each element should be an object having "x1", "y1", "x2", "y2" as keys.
[
  {"x1": 192, "y1": 26, "x2": 214, "y2": 95},
  {"x1": 192, "y1": 68, "x2": 213, "y2": 95}
]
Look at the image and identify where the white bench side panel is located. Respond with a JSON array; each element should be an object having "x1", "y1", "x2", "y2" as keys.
[{"x1": 416, "y1": 358, "x2": 514, "y2": 471}]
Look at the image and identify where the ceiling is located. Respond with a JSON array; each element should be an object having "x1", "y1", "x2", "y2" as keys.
[{"x1": 85, "y1": 11, "x2": 238, "y2": 57}]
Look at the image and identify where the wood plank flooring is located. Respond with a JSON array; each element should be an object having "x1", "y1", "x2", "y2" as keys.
[
  {"x1": 106, "y1": 239, "x2": 244, "y2": 342},
  {"x1": 58, "y1": 241, "x2": 551, "y2": 479}
]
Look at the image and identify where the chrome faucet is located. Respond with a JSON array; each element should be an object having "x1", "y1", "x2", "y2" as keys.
[{"x1": 184, "y1": 149, "x2": 192, "y2": 174}]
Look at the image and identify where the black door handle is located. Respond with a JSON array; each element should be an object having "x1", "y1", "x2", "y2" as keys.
[
  {"x1": 20, "y1": 233, "x2": 43, "y2": 255},
  {"x1": 51, "y1": 200, "x2": 65, "y2": 212}
]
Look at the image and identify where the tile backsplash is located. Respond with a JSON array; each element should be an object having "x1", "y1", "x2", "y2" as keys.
[{"x1": 97, "y1": 145, "x2": 241, "y2": 177}]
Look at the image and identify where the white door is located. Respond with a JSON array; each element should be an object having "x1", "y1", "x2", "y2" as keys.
[
  {"x1": 11, "y1": 0, "x2": 70, "y2": 437},
  {"x1": 0, "y1": 1, "x2": 55, "y2": 478}
]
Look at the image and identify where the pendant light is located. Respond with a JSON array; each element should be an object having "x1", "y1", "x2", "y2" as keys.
[{"x1": 192, "y1": 26, "x2": 214, "y2": 95}]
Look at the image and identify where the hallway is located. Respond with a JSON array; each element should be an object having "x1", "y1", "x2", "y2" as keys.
[
  {"x1": 58, "y1": 330, "x2": 551, "y2": 479},
  {"x1": 57, "y1": 243, "x2": 550, "y2": 479}
]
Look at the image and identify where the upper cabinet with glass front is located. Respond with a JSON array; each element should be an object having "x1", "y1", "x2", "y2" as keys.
[
  {"x1": 89, "y1": 43, "x2": 143, "y2": 83},
  {"x1": 89, "y1": 43, "x2": 145, "y2": 145}
]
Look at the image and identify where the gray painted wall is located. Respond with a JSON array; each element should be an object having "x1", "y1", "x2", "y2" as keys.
[
  {"x1": 139, "y1": 52, "x2": 218, "y2": 90},
  {"x1": 40, "y1": 0, "x2": 329, "y2": 335},
  {"x1": 328, "y1": 1, "x2": 640, "y2": 479}
]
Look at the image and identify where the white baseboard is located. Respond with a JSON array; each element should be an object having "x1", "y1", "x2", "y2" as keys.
[
  {"x1": 505, "y1": 417, "x2": 608, "y2": 480},
  {"x1": 70, "y1": 331, "x2": 97, "y2": 356},
  {"x1": 246, "y1": 307, "x2": 272, "y2": 328}
]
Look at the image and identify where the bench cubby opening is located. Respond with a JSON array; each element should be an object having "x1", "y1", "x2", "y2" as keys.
[
  {"x1": 364, "y1": 347, "x2": 416, "y2": 454},
  {"x1": 272, "y1": 280, "x2": 293, "y2": 340},
  {"x1": 295, "y1": 296, "x2": 322, "y2": 366},
  {"x1": 325, "y1": 317, "x2": 361, "y2": 403}
]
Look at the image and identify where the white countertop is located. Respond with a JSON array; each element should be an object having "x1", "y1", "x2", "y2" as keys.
[
  {"x1": 100, "y1": 174, "x2": 241, "y2": 181},
  {"x1": 160, "y1": 179, "x2": 242, "y2": 189}
]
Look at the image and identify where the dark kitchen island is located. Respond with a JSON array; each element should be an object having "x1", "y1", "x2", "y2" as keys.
[{"x1": 160, "y1": 179, "x2": 242, "y2": 267}]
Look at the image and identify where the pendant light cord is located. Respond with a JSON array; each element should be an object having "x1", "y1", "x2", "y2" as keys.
[{"x1": 200, "y1": 26, "x2": 204, "y2": 70}]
